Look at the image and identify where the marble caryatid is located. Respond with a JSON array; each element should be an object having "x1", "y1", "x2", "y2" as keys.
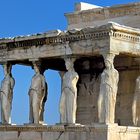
[
  {"x1": 28, "y1": 61, "x2": 47, "y2": 124},
  {"x1": 132, "y1": 76, "x2": 140, "y2": 126},
  {"x1": 98, "y1": 54, "x2": 119, "y2": 124},
  {"x1": 39, "y1": 81, "x2": 47, "y2": 124},
  {"x1": 59, "y1": 58, "x2": 79, "y2": 124},
  {"x1": 0, "y1": 63, "x2": 15, "y2": 124}
]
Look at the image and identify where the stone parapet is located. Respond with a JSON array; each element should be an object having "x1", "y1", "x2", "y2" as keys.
[{"x1": 65, "y1": 2, "x2": 140, "y2": 30}]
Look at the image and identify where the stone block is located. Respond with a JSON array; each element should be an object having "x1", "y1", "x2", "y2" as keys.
[{"x1": 0, "y1": 132, "x2": 18, "y2": 140}]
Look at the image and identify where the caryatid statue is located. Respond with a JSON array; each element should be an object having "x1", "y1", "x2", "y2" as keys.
[
  {"x1": 28, "y1": 61, "x2": 47, "y2": 124},
  {"x1": 98, "y1": 54, "x2": 119, "y2": 124},
  {"x1": 59, "y1": 58, "x2": 79, "y2": 124},
  {"x1": 0, "y1": 63, "x2": 15, "y2": 124},
  {"x1": 132, "y1": 76, "x2": 140, "y2": 126}
]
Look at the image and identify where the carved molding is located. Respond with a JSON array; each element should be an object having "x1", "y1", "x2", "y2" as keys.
[
  {"x1": 0, "y1": 31, "x2": 110, "y2": 50},
  {"x1": 0, "y1": 125, "x2": 114, "y2": 132},
  {"x1": 0, "y1": 125, "x2": 64, "y2": 132},
  {"x1": 111, "y1": 31, "x2": 140, "y2": 43},
  {"x1": 0, "y1": 125, "x2": 139, "y2": 134},
  {"x1": 0, "y1": 23, "x2": 140, "y2": 51}
]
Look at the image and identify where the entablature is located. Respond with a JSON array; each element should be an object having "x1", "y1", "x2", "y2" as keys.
[{"x1": 0, "y1": 22, "x2": 139, "y2": 63}]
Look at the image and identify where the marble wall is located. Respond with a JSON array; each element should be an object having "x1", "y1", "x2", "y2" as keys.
[
  {"x1": 0, "y1": 124, "x2": 139, "y2": 140},
  {"x1": 76, "y1": 56, "x2": 140, "y2": 126}
]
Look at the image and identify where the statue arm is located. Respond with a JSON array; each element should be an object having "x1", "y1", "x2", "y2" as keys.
[
  {"x1": 10, "y1": 78, "x2": 15, "y2": 89},
  {"x1": 42, "y1": 76, "x2": 46, "y2": 89},
  {"x1": 75, "y1": 73, "x2": 79, "y2": 81},
  {"x1": 8, "y1": 78, "x2": 15, "y2": 103},
  {"x1": 132, "y1": 98, "x2": 137, "y2": 125},
  {"x1": 42, "y1": 77, "x2": 48, "y2": 103},
  {"x1": 136, "y1": 77, "x2": 140, "y2": 91},
  {"x1": 116, "y1": 71, "x2": 119, "y2": 84},
  {"x1": 73, "y1": 74, "x2": 79, "y2": 87},
  {"x1": 41, "y1": 76, "x2": 46, "y2": 95},
  {"x1": 113, "y1": 71, "x2": 119, "y2": 93},
  {"x1": 28, "y1": 78, "x2": 34, "y2": 95},
  {"x1": 59, "y1": 71, "x2": 65, "y2": 79}
]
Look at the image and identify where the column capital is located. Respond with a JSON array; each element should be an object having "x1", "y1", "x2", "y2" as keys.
[
  {"x1": 100, "y1": 51, "x2": 119, "y2": 57},
  {"x1": 102, "y1": 53, "x2": 115, "y2": 61},
  {"x1": 62, "y1": 56, "x2": 78, "y2": 65},
  {"x1": 29, "y1": 58, "x2": 40, "y2": 62}
]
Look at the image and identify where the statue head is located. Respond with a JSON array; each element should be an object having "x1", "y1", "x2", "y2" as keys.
[
  {"x1": 64, "y1": 57, "x2": 75, "y2": 71},
  {"x1": 32, "y1": 61, "x2": 41, "y2": 74},
  {"x1": 104, "y1": 54, "x2": 115, "y2": 69},
  {"x1": 3, "y1": 63, "x2": 12, "y2": 76}
]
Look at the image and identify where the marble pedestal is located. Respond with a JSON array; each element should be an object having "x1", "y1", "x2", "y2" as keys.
[{"x1": 0, "y1": 123, "x2": 140, "y2": 140}]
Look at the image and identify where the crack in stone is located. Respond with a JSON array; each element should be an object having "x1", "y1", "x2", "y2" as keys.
[{"x1": 56, "y1": 131, "x2": 64, "y2": 140}]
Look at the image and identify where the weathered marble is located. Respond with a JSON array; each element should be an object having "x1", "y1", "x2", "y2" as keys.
[
  {"x1": 28, "y1": 61, "x2": 47, "y2": 124},
  {"x1": 0, "y1": 2, "x2": 139, "y2": 140},
  {"x1": 75, "y1": 2, "x2": 102, "y2": 11},
  {"x1": 0, "y1": 124, "x2": 139, "y2": 140},
  {"x1": 0, "y1": 63, "x2": 15, "y2": 124},
  {"x1": 59, "y1": 58, "x2": 79, "y2": 124},
  {"x1": 78, "y1": 61, "x2": 93, "y2": 95},
  {"x1": 98, "y1": 54, "x2": 119, "y2": 124},
  {"x1": 66, "y1": 2, "x2": 140, "y2": 30},
  {"x1": 76, "y1": 58, "x2": 103, "y2": 124},
  {"x1": 75, "y1": 56, "x2": 140, "y2": 126},
  {"x1": 132, "y1": 76, "x2": 140, "y2": 126}
]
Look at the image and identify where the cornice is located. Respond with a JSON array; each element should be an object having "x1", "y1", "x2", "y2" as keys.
[
  {"x1": 0, "y1": 125, "x2": 65, "y2": 132},
  {"x1": 0, "y1": 124, "x2": 115, "y2": 132},
  {"x1": 0, "y1": 23, "x2": 140, "y2": 50}
]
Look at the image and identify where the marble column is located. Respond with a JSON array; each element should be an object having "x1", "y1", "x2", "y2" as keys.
[
  {"x1": 59, "y1": 57, "x2": 79, "y2": 124},
  {"x1": 28, "y1": 61, "x2": 47, "y2": 124},
  {"x1": 0, "y1": 62, "x2": 15, "y2": 124},
  {"x1": 98, "y1": 53, "x2": 119, "y2": 124}
]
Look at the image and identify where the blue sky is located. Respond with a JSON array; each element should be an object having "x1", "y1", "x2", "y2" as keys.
[{"x1": 0, "y1": 0, "x2": 139, "y2": 125}]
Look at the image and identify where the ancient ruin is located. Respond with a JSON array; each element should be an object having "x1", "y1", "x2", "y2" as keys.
[{"x1": 0, "y1": 2, "x2": 140, "y2": 140}]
